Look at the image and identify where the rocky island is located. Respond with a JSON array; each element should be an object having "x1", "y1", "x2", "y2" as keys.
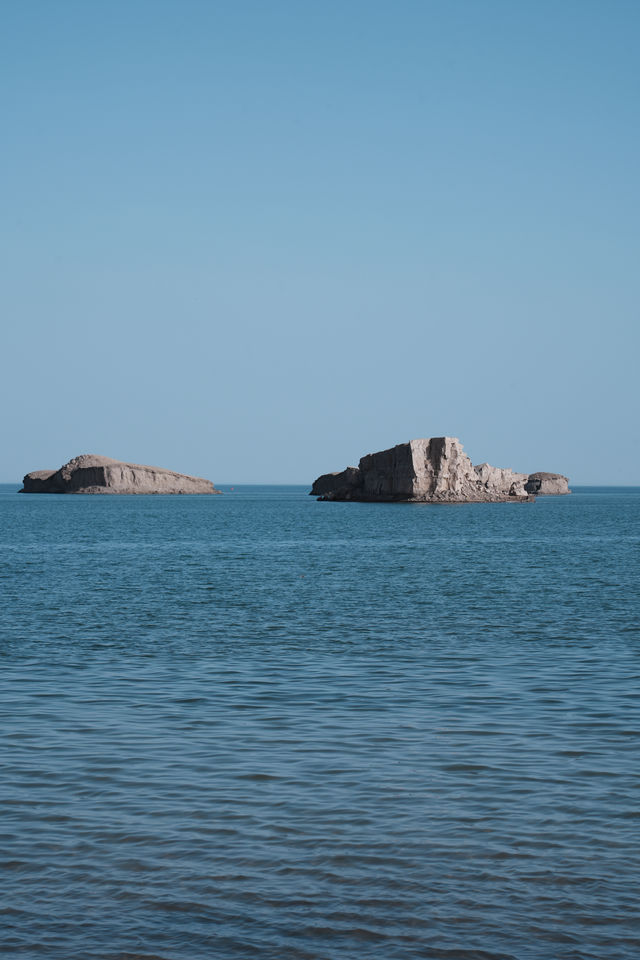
[
  {"x1": 524, "y1": 472, "x2": 571, "y2": 496},
  {"x1": 20, "y1": 454, "x2": 220, "y2": 495},
  {"x1": 311, "y1": 437, "x2": 570, "y2": 502}
]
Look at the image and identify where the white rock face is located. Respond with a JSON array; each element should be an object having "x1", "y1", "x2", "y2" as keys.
[
  {"x1": 21, "y1": 455, "x2": 220, "y2": 495},
  {"x1": 474, "y1": 463, "x2": 529, "y2": 498},
  {"x1": 311, "y1": 436, "x2": 564, "y2": 502},
  {"x1": 384, "y1": 437, "x2": 529, "y2": 501}
]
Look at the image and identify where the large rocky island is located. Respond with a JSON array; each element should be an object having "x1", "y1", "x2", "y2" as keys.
[
  {"x1": 311, "y1": 437, "x2": 570, "y2": 502},
  {"x1": 20, "y1": 454, "x2": 220, "y2": 495}
]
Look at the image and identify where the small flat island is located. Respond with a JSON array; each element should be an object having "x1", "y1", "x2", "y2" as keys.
[
  {"x1": 311, "y1": 436, "x2": 570, "y2": 503},
  {"x1": 20, "y1": 454, "x2": 221, "y2": 495}
]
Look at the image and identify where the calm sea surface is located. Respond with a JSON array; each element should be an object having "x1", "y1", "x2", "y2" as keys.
[{"x1": 1, "y1": 484, "x2": 639, "y2": 960}]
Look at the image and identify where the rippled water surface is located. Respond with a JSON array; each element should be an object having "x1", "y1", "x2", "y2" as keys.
[{"x1": 1, "y1": 484, "x2": 639, "y2": 960}]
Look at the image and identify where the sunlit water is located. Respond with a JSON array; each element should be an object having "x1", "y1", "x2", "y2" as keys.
[{"x1": 1, "y1": 484, "x2": 639, "y2": 960}]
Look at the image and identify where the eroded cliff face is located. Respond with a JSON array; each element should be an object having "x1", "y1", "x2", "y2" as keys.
[
  {"x1": 20, "y1": 455, "x2": 220, "y2": 495},
  {"x1": 311, "y1": 437, "x2": 568, "y2": 503},
  {"x1": 20, "y1": 469, "x2": 58, "y2": 493}
]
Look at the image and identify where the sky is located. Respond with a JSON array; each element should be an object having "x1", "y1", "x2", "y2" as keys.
[{"x1": 1, "y1": 0, "x2": 638, "y2": 483}]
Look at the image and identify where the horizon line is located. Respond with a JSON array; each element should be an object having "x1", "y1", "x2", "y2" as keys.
[{"x1": 2, "y1": 480, "x2": 640, "y2": 488}]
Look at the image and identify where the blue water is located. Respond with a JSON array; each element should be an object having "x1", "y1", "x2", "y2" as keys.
[{"x1": 1, "y1": 484, "x2": 639, "y2": 960}]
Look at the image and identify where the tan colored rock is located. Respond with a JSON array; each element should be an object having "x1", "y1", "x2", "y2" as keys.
[
  {"x1": 474, "y1": 463, "x2": 529, "y2": 498},
  {"x1": 525, "y1": 472, "x2": 571, "y2": 495},
  {"x1": 311, "y1": 436, "x2": 549, "y2": 503},
  {"x1": 20, "y1": 455, "x2": 220, "y2": 495}
]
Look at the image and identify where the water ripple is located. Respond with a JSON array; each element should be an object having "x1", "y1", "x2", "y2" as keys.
[{"x1": 0, "y1": 486, "x2": 639, "y2": 959}]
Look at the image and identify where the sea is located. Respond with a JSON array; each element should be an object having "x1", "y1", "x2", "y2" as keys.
[{"x1": 1, "y1": 484, "x2": 638, "y2": 960}]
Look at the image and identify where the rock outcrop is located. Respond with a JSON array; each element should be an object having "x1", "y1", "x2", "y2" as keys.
[
  {"x1": 311, "y1": 437, "x2": 569, "y2": 503},
  {"x1": 311, "y1": 466, "x2": 362, "y2": 500},
  {"x1": 20, "y1": 455, "x2": 220, "y2": 495},
  {"x1": 524, "y1": 472, "x2": 571, "y2": 495}
]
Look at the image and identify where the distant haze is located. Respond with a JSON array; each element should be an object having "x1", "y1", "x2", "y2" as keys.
[{"x1": 2, "y1": 2, "x2": 638, "y2": 484}]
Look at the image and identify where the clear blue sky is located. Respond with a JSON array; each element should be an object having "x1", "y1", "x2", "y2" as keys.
[{"x1": 2, "y1": 1, "x2": 638, "y2": 483}]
